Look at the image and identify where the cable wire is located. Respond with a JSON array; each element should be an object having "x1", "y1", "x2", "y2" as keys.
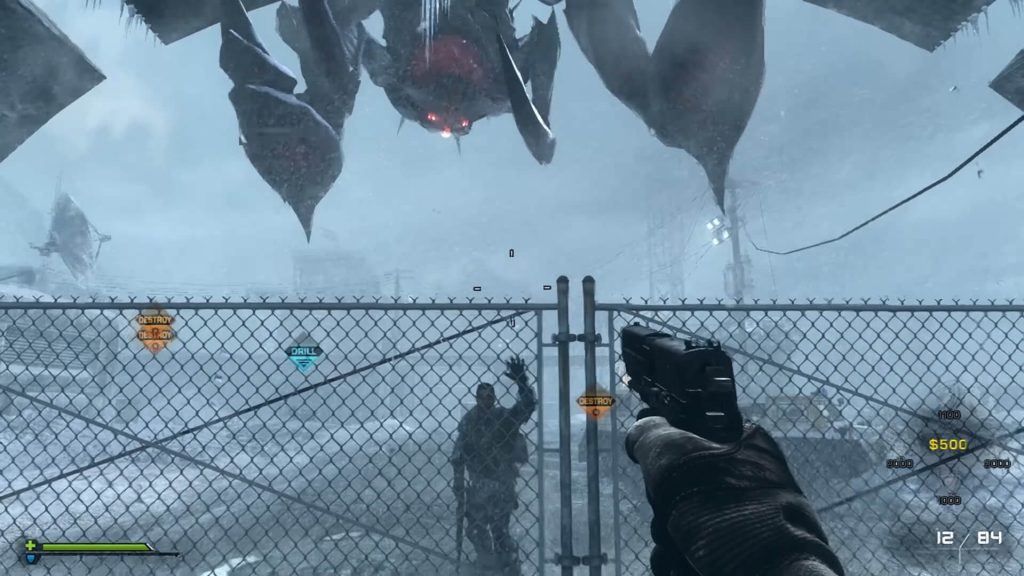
[{"x1": 750, "y1": 114, "x2": 1024, "y2": 256}]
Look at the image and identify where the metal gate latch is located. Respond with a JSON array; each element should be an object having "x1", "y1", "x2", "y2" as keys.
[
  {"x1": 551, "y1": 332, "x2": 603, "y2": 344},
  {"x1": 552, "y1": 553, "x2": 609, "y2": 567}
]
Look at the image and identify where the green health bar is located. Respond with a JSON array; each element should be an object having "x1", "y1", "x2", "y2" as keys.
[{"x1": 24, "y1": 541, "x2": 179, "y2": 565}]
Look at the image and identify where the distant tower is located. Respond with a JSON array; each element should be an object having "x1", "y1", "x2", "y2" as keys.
[
  {"x1": 383, "y1": 268, "x2": 414, "y2": 299},
  {"x1": 646, "y1": 203, "x2": 688, "y2": 299},
  {"x1": 723, "y1": 188, "x2": 753, "y2": 301},
  {"x1": 382, "y1": 268, "x2": 415, "y2": 420},
  {"x1": 291, "y1": 230, "x2": 380, "y2": 297}
]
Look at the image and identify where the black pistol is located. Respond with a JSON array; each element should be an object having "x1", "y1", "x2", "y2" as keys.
[{"x1": 621, "y1": 324, "x2": 744, "y2": 443}]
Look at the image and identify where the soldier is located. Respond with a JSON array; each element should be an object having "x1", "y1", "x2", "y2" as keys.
[{"x1": 452, "y1": 356, "x2": 536, "y2": 573}]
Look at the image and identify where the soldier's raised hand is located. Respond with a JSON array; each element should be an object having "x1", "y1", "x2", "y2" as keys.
[{"x1": 503, "y1": 356, "x2": 528, "y2": 385}]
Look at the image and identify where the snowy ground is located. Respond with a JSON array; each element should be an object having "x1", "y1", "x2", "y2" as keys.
[
  {"x1": 4, "y1": 357, "x2": 1024, "y2": 575},
  {"x1": 0, "y1": 344, "x2": 540, "y2": 576}
]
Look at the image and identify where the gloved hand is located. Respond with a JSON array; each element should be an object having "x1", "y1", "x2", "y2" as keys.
[
  {"x1": 503, "y1": 356, "x2": 529, "y2": 386},
  {"x1": 625, "y1": 415, "x2": 845, "y2": 576}
]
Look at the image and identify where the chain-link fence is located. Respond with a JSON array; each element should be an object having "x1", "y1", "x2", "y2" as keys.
[
  {"x1": 599, "y1": 301, "x2": 1024, "y2": 576},
  {"x1": 0, "y1": 298, "x2": 556, "y2": 575},
  {"x1": 6, "y1": 293, "x2": 1024, "y2": 575}
]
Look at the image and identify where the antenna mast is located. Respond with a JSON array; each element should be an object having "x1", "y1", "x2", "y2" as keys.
[{"x1": 723, "y1": 188, "x2": 752, "y2": 301}]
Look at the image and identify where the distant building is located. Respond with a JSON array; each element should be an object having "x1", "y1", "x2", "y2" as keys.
[{"x1": 292, "y1": 243, "x2": 380, "y2": 298}]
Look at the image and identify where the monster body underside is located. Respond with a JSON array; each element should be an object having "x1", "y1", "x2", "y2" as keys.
[
  {"x1": 10, "y1": 0, "x2": 1024, "y2": 237},
  {"x1": 93, "y1": 0, "x2": 770, "y2": 238},
  {"x1": 217, "y1": 0, "x2": 559, "y2": 238}
]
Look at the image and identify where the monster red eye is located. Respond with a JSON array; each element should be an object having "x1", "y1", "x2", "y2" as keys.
[
  {"x1": 426, "y1": 112, "x2": 439, "y2": 123},
  {"x1": 460, "y1": 119, "x2": 470, "y2": 128}
]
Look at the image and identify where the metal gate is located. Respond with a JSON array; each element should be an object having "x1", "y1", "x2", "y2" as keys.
[
  {"x1": 4, "y1": 283, "x2": 1024, "y2": 575},
  {"x1": 0, "y1": 297, "x2": 556, "y2": 575},
  {"x1": 587, "y1": 284, "x2": 1024, "y2": 576}
]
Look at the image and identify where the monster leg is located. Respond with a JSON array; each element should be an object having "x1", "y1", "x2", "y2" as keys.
[
  {"x1": 497, "y1": 21, "x2": 558, "y2": 164},
  {"x1": 563, "y1": 0, "x2": 764, "y2": 211},
  {"x1": 277, "y1": 0, "x2": 375, "y2": 124},
  {"x1": 648, "y1": 0, "x2": 765, "y2": 210},
  {"x1": 562, "y1": 0, "x2": 651, "y2": 117},
  {"x1": 516, "y1": 12, "x2": 560, "y2": 128},
  {"x1": 219, "y1": 0, "x2": 361, "y2": 239}
]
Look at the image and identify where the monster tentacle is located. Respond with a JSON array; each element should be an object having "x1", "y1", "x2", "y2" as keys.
[
  {"x1": 497, "y1": 30, "x2": 557, "y2": 164},
  {"x1": 517, "y1": 12, "x2": 560, "y2": 126},
  {"x1": 563, "y1": 0, "x2": 765, "y2": 211},
  {"x1": 563, "y1": 0, "x2": 651, "y2": 119},
  {"x1": 219, "y1": 0, "x2": 367, "y2": 239},
  {"x1": 648, "y1": 0, "x2": 765, "y2": 210}
]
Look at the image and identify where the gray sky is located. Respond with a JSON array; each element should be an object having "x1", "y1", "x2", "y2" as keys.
[{"x1": 1, "y1": 1, "x2": 1022, "y2": 299}]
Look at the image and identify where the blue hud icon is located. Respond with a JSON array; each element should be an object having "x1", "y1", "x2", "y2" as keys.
[{"x1": 286, "y1": 343, "x2": 323, "y2": 374}]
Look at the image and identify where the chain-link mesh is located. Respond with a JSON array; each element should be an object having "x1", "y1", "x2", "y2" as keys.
[
  {"x1": 0, "y1": 300, "x2": 553, "y2": 575},
  {"x1": 601, "y1": 303, "x2": 1024, "y2": 576}
]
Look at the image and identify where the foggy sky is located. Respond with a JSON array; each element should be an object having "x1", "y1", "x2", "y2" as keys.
[{"x1": 1, "y1": 1, "x2": 1022, "y2": 300}]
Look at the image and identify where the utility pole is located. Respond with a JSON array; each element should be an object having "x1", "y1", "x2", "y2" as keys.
[
  {"x1": 382, "y1": 267, "x2": 414, "y2": 420},
  {"x1": 723, "y1": 188, "x2": 752, "y2": 301},
  {"x1": 720, "y1": 185, "x2": 754, "y2": 341},
  {"x1": 647, "y1": 209, "x2": 687, "y2": 299},
  {"x1": 646, "y1": 218, "x2": 656, "y2": 298},
  {"x1": 383, "y1": 268, "x2": 414, "y2": 298}
]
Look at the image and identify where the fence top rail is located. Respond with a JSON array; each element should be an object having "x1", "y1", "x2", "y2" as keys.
[
  {"x1": 0, "y1": 297, "x2": 557, "y2": 312},
  {"x1": 597, "y1": 299, "x2": 1024, "y2": 313}
]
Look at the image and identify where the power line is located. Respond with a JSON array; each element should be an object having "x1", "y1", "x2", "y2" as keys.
[
  {"x1": 757, "y1": 190, "x2": 779, "y2": 295},
  {"x1": 592, "y1": 186, "x2": 704, "y2": 281},
  {"x1": 750, "y1": 114, "x2": 1024, "y2": 256}
]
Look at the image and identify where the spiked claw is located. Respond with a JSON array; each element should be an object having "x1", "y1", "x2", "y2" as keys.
[{"x1": 497, "y1": 33, "x2": 556, "y2": 164}]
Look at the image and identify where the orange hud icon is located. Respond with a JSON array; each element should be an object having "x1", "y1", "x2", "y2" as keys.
[
  {"x1": 136, "y1": 308, "x2": 175, "y2": 353},
  {"x1": 577, "y1": 390, "x2": 616, "y2": 420}
]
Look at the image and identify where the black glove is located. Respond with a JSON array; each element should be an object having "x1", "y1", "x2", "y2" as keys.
[
  {"x1": 625, "y1": 416, "x2": 845, "y2": 576},
  {"x1": 503, "y1": 355, "x2": 528, "y2": 386}
]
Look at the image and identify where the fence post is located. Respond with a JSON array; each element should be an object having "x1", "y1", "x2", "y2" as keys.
[
  {"x1": 535, "y1": 309, "x2": 547, "y2": 574},
  {"x1": 555, "y1": 276, "x2": 575, "y2": 575},
  {"x1": 581, "y1": 276, "x2": 604, "y2": 575},
  {"x1": 605, "y1": 311, "x2": 623, "y2": 576}
]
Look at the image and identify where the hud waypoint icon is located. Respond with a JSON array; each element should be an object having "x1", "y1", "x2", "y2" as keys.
[
  {"x1": 286, "y1": 335, "x2": 323, "y2": 374},
  {"x1": 577, "y1": 391, "x2": 616, "y2": 420},
  {"x1": 136, "y1": 308, "x2": 175, "y2": 354}
]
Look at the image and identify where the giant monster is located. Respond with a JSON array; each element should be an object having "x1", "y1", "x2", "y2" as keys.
[
  {"x1": 219, "y1": 0, "x2": 560, "y2": 238},
  {"x1": 560, "y1": 0, "x2": 765, "y2": 211},
  {"x1": 7, "y1": 1, "x2": 1017, "y2": 240},
  {"x1": 132, "y1": 0, "x2": 767, "y2": 238}
]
